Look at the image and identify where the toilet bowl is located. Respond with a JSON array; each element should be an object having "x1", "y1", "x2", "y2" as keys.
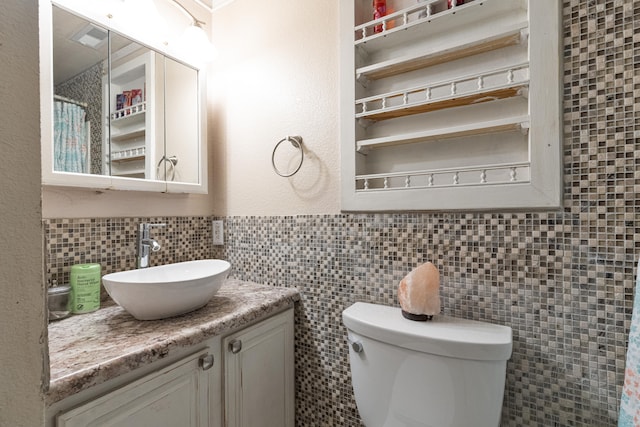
[{"x1": 342, "y1": 302, "x2": 512, "y2": 427}]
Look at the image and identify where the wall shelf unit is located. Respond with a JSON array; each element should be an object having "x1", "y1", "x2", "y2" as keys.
[
  {"x1": 103, "y1": 52, "x2": 156, "y2": 180},
  {"x1": 340, "y1": 0, "x2": 562, "y2": 211}
]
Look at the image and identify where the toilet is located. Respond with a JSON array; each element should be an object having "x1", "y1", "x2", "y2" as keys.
[{"x1": 342, "y1": 302, "x2": 512, "y2": 427}]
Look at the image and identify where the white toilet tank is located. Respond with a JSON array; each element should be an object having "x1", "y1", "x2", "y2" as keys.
[{"x1": 342, "y1": 302, "x2": 512, "y2": 427}]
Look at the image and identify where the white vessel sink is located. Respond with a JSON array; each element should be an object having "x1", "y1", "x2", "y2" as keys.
[{"x1": 102, "y1": 259, "x2": 231, "y2": 320}]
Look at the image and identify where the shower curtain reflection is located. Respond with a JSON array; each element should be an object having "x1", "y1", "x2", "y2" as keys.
[{"x1": 53, "y1": 100, "x2": 90, "y2": 173}]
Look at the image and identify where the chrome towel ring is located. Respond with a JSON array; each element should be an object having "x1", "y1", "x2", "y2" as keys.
[
  {"x1": 272, "y1": 135, "x2": 303, "y2": 177},
  {"x1": 157, "y1": 155, "x2": 178, "y2": 181}
]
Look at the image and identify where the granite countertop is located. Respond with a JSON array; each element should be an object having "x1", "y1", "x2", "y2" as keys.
[{"x1": 47, "y1": 279, "x2": 300, "y2": 405}]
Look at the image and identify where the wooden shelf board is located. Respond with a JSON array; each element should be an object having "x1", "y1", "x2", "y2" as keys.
[
  {"x1": 357, "y1": 116, "x2": 530, "y2": 152},
  {"x1": 359, "y1": 85, "x2": 526, "y2": 121},
  {"x1": 357, "y1": 28, "x2": 525, "y2": 81}
]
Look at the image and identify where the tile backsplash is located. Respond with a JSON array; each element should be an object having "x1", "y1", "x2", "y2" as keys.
[
  {"x1": 43, "y1": 0, "x2": 640, "y2": 425},
  {"x1": 44, "y1": 217, "x2": 212, "y2": 290}
]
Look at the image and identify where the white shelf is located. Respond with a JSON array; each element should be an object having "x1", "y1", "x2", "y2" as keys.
[
  {"x1": 113, "y1": 171, "x2": 145, "y2": 178},
  {"x1": 355, "y1": 162, "x2": 531, "y2": 191},
  {"x1": 111, "y1": 102, "x2": 146, "y2": 121},
  {"x1": 111, "y1": 155, "x2": 145, "y2": 163},
  {"x1": 354, "y1": 0, "x2": 527, "y2": 49},
  {"x1": 356, "y1": 115, "x2": 530, "y2": 153},
  {"x1": 356, "y1": 63, "x2": 529, "y2": 121},
  {"x1": 356, "y1": 22, "x2": 528, "y2": 82},
  {"x1": 110, "y1": 146, "x2": 146, "y2": 163},
  {"x1": 110, "y1": 164, "x2": 146, "y2": 177},
  {"x1": 111, "y1": 128, "x2": 145, "y2": 142}
]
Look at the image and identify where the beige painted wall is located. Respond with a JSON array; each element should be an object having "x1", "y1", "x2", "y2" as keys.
[
  {"x1": 42, "y1": 0, "x2": 217, "y2": 219},
  {"x1": 43, "y1": 0, "x2": 342, "y2": 218},
  {"x1": 210, "y1": 0, "x2": 341, "y2": 216},
  {"x1": 0, "y1": 1, "x2": 48, "y2": 426}
]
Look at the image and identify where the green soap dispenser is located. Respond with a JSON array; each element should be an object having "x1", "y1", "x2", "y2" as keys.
[{"x1": 69, "y1": 263, "x2": 101, "y2": 314}]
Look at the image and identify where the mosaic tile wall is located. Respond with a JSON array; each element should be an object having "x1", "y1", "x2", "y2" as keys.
[
  {"x1": 212, "y1": 211, "x2": 635, "y2": 426},
  {"x1": 43, "y1": 1, "x2": 640, "y2": 426},
  {"x1": 44, "y1": 217, "x2": 212, "y2": 292}
]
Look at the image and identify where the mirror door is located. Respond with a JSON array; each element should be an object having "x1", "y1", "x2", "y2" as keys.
[
  {"x1": 52, "y1": 6, "x2": 107, "y2": 176},
  {"x1": 163, "y1": 57, "x2": 199, "y2": 185},
  {"x1": 107, "y1": 33, "x2": 162, "y2": 182},
  {"x1": 47, "y1": 3, "x2": 206, "y2": 193}
]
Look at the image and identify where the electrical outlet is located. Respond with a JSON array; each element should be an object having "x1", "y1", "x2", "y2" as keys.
[{"x1": 212, "y1": 220, "x2": 224, "y2": 245}]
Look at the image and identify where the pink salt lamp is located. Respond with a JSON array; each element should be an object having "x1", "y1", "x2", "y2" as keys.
[{"x1": 398, "y1": 262, "x2": 441, "y2": 321}]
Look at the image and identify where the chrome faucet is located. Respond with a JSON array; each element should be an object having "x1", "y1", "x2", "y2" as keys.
[{"x1": 137, "y1": 223, "x2": 166, "y2": 268}]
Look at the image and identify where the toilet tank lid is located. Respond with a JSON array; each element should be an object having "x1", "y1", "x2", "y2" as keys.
[{"x1": 342, "y1": 302, "x2": 512, "y2": 361}]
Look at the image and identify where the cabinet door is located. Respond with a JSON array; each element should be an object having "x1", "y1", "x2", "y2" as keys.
[
  {"x1": 56, "y1": 349, "x2": 211, "y2": 427},
  {"x1": 224, "y1": 309, "x2": 294, "y2": 427}
]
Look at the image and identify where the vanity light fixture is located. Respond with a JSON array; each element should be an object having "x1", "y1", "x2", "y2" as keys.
[
  {"x1": 167, "y1": 0, "x2": 218, "y2": 64},
  {"x1": 116, "y1": 0, "x2": 217, "y2": 64}
]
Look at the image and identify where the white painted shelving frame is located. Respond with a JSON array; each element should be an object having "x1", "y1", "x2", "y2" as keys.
[
  {"x1": 340, "y1": 0, "x2": 562, "y2": 211},
  {"x1": 103, "y1": 51, "x2": 156, "y2": 180}
]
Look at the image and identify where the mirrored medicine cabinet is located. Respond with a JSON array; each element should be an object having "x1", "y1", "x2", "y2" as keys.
[{"x1": 41, "y1": 1, "x2": 207, "y2": 193}]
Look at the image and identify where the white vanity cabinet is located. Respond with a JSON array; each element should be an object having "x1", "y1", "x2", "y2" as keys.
[
  {"x1": 223, "y1": 308, "x2": 295, "y2": 427},
  {"x1": 340, "y1": 0, "x2": 562, "y2": 211},
  {"x1": 48, "y1": 308, "x2": 294, "y2": 427}
]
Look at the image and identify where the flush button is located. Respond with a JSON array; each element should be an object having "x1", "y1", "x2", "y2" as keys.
[{"x1": 347, "y1": 336, "x2": 363, "y2": 353}]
